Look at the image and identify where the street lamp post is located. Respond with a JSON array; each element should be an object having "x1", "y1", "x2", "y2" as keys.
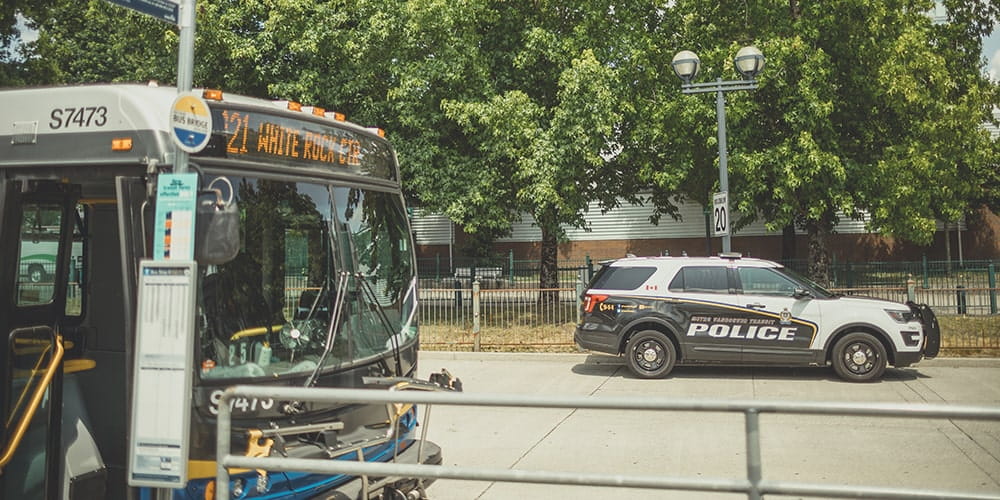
[{"x1": 672, "y1": 46, "x2": 765, "y2": 254}]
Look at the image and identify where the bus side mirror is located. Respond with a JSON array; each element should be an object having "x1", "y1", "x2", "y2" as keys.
[{"x1": 195, "y1": 185, "x2": 239, "y2": 266}]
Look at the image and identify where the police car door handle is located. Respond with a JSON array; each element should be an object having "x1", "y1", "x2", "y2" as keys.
[{"x1": 746, "y1": 303, "x2": 766, "y2": 309}]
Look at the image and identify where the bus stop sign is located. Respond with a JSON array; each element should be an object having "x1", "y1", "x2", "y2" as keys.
[
  {"x1": 169, "y1": 93, "x2": 212, "y2": 153},
  {"x1": 104, "y1": 0, "x2": 179, "y2": 25}
]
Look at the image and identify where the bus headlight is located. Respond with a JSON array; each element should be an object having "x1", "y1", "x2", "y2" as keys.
[{"x1": 231, "y1": 478, "x2": 246, "y2": 498}]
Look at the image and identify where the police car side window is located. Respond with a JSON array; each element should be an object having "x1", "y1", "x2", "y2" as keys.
[
  {"x1": 668, "y1": 266, "x2": 729, "y2": 294},
  {"x1": 590, "y1": 266, "x2": 657, "y2": 290},
  {"x1": 738, "y1": 267, "x2": 797, "y2": 296}
]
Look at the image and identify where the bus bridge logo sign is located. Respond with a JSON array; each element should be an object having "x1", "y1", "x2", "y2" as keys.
[{"x1": 170, "y1": 93, "x2": 212, "y2": 153}]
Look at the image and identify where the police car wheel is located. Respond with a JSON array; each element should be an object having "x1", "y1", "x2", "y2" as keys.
[
  {"x1": 832, "y1": 332, "x2": 887, "y2": 382},
  {"x1": 625, "y1": 330, "x2": 676, "y2": 379}
]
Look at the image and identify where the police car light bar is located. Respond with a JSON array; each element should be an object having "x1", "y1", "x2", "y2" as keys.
[{"x1": 719, "y1": 252, "x2": 743, "y2": 259}]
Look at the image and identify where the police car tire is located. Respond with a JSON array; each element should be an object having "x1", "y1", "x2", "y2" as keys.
[
  {"x1": 625, "y1": 330, "x2": 676, "y2": 379},
  {"x1": 831, "y1": 332, "x2": 887, "y2": 382}
]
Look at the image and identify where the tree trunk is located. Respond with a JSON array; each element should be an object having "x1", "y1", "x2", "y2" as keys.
[
  {"x1": 944, "y1": 222, "x2": 952, "y2": 274},
  {"x1": 804, "y1": 215, "x2": 834, "y2": 287},
  {"x1": 781, "y1": 224, "x2": 797, "y2": 263},
  {"x1": 537, "y1": 211, "x2": 560, "y2": 306}
]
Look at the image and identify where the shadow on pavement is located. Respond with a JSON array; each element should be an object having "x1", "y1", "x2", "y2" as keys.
[{"x1": 571, "y1": 356, "x2": 927, "y2": 383}]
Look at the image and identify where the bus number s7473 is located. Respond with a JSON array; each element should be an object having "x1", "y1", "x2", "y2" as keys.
[
  {"x1": 49, "y1": 106, "x2": 109, "y2": 129},
  {"x1": 208, "y1": 389, "x2": 274, "y2": 415}
]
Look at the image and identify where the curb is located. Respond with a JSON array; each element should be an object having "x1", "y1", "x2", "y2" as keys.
[
  {"x1": 418, "y1": 350, "x2": 1000, "y2": 368},
  {"x1": 420, "y1": 351, "x2": 600, "y2": 364}
]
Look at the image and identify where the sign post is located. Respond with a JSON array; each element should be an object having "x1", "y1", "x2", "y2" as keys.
[{"x1": 173, "y1": 0, "x2": 196, "y2": 174}]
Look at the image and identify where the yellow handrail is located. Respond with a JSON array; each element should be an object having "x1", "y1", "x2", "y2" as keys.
[
  {"x1": 230, "y1": 325, "x2": 284, "y2": 341},
  {"x1": 5, "y1": 343, "x2": 51, "y2": 430},
  {"x1": 12, "y1": 338, "x2": 73, "y2": 356},
  {"x1": 0, "y1": 334, "x2": 66, "y2": 472}
]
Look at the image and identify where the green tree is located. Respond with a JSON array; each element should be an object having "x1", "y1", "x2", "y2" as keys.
[
  {"x1": 10, "y1": 1, "x2": 175, "y2": 85},
  {"x1": 16, "y1": 1, "x2": 633, "y2": 298},
  {"x1": 609, "y1": 4, "x2": 744, "y2": 251},
  {"x1": 323, "y1": 1, "x2": 629, "y2": 300},
  {"x1": 1, "y1": 0, "x2": 59, "y2": 85},
  {"x1": 633, "y1": 0, "x2": 999, "y2": 284},
  {"x1": 14, "y1": 0, "x2": 998, "y2": 288}
]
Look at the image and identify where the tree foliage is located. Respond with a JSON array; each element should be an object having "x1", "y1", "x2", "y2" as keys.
[
  {"x1": 749, "y1": 0, "x2": 999, "y2": 282},
  {"x1": 0, "y1": 0, "x2": 57, "y2": 85},
  {"x1": 3, "y1": 0, "x2": 997, "y2": 286},
  {"x1": 623, "y1": 0, "x2": 1000, "y2": 283}
]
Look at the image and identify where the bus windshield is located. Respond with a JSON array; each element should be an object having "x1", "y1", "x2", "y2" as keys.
[{"x1": 198, "y1": 176, "x2": 416, "y2": 380}]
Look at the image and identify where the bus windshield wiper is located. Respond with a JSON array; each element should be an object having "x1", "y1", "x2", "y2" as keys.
[
  {"x1": 304, "y1": 271, "x2": 350, "y2": 389},
  {"x1": 356, "y1": 272, "x2": 404, "y2": 376}
]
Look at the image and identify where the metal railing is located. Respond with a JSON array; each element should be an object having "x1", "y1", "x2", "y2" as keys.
[{"x1": 216, "y1": 386, "x2": 1000, "y2": 500}]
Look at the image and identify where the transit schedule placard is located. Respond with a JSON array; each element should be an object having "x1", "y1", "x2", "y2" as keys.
[{"x1": 128, "y1": 260, "x2": 196, "y2": 488}]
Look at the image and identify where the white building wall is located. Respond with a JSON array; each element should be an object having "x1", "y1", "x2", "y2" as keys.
[
  {"x1": 986, "y1": 108, "x2": 1000, "y2": 139},
  {"x1": 410, "y1": 209, "x2": 452, "y2": 245},
  {"x1": 411, "y1": 196, "x2": 967, "y2": 245},
  {"x1": 497, "y1": 198, "x2": 877, "y2": 242}
]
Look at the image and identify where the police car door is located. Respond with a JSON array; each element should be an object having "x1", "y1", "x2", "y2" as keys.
[
  {"x1": 667, "y1": 265, "x2": 742, "y2": 362},
  {"x1": 735, "y1": 266, "x2": 822, "y2": 364}
]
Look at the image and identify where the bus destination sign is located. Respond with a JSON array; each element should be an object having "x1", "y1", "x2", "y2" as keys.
[{"x1": 200, "y1": 106, "x2": 394, "y2": 181}]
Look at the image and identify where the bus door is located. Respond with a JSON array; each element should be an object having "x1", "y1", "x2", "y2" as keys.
[{"x1": 0, "y1": 181, "x2": 79, "y2": 500}]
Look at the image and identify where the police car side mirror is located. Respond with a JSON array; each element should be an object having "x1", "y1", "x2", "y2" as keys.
[{"x1": 792, "y1": 288, "x2": 812, "y2": 299}]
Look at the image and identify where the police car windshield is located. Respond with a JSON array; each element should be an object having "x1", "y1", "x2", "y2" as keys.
[{"x1": 776, "y1": 266, "x2": 835, "y2": 298}]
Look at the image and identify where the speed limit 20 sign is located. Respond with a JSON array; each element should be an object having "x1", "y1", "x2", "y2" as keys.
[{"x1": 713, "y1": 192, "x2": 729, "y2": 237}]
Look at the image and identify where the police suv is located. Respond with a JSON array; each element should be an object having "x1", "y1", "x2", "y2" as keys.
[{"x1": 574, "y1": 254, "x2": 940, "y2": 382}]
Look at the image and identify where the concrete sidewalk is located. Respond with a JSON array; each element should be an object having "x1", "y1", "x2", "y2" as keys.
[
  {"x1": 416, "y1": 351, "x2": 1000, "y2": 499},
  {"x1": 422, "y1": 350, "x2": 1000, "y2": 367}
]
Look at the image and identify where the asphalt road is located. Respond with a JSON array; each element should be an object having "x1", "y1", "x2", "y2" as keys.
[{"x1": 416, "y1": 352, "x2": 1000, "y2": 499}]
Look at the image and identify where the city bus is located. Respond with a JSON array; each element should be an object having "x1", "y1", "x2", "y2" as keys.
[{"x1": 0, "y1": 83, "x2": 455, "y2": 500}]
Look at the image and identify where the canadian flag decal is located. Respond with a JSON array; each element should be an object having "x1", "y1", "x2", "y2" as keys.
[{"x1": 645, "y1": 284, "x2": 658, "y2": 290}]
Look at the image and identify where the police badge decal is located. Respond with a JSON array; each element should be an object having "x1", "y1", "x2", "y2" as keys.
[{"x1": 779, "y1": 308, "x2": 792, "y2": 325}]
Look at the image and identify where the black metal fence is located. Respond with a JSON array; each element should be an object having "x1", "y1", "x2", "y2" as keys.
[
  {"x1": 416, "y1": 255, "x2": 1000, "y2": 316},
  {"x1": 416, "y1": 254, "x2": 594, "y2": 290},
  {"x1": 416, "y1": 256, "x2": 999, "y2": 351}
]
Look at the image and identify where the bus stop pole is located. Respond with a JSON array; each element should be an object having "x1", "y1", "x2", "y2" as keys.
[
  {"x1": 157, "y1": 3, "x2": 195, "y2": 500},
  {"x1": 174, "y1": 0, "x2": 196, "y2": 175}
]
